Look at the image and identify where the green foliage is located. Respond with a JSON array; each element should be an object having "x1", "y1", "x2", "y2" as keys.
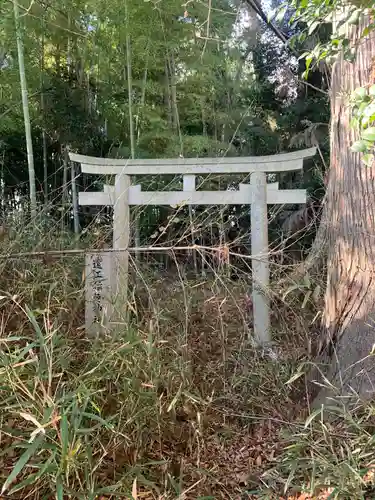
[
  {"x1": 0, "y1": 0, "x2": 329, "y2": 233},
  {"x1": 258, "y1": 403, "x2": 375, "y2": 498},
  {"x1": 271, "y1": 0, "x2": 375, "y2": 166},
  {"x1": 279, "y1": 0, "x2": 375, "y2": 70},
  {"x1": 351, "y1": 86, "x2": 375, "y2": 164},
  {"x1": 0, "y1": 217, "x2": 314, "y2": 498}
]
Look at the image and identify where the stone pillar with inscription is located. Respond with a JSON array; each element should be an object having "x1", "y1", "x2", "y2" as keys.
[{"x1": 85, "y1": 251, "x2": 114, "y2": 336}]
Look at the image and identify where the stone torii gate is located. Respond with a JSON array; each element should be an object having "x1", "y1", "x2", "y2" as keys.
[{"x1": 70, "y1": 147, "x2": 316, "y2": 344}]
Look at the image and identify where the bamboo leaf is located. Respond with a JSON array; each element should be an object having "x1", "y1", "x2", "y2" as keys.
[
  {"x1": 301, "y1": 290, "x2": 312, "y2": 309},
  {"x1": 19, "y1": 412, "x2": 44, "y2": 429},
  {"x1": 308, "y1": 21, "x2": 319, "y2": 35},
  {"x1": 362, "y1": 153, "x2": 374, "y2": 166},
  {"x1": 56, "y1": 477, "x2": 64, "y2": 500},
  {"x1": 282, "y1": 284, "x2": 301, "y2": 301},
  {"x1": 312, "y1": 285, "x2": 321, "y2": 303},
  {"x1": 285, "y1": 369, "x2": 305, "y2": 385},
  {"x1": 353, "y1": 87, "x2": 367, "y2": 100},
  {"x1": 347, "y1": 9, "x2": 361, "y2": 26},
  {"x1": 276, "y1": 5, "x2": 287, "y2": 23},
  {"x1": 8, "y1": 456, "x2": 55, "y2": 494},
  {"x1": 81, "y1": 412, "x2": 114, "y2": 429},
  {"x1": 167, "y1": 383, "x2": 183, "y2": 413},
  {"x1": 1, "y1": 434, "x2": 44, "y2": 494},
  {"x1": 362, "y1": 127, "x2": 375, "y2": 141},
  {"x1": 351, "y1": 140, "x2": 368, "y2": 153},
  {"x1": 132, "y1": 477, "x2": 137, "y2": 499},
  {"x1": 60, "y1": 414, "x2": 69, "y2": 458},
  {"x1": 304, "y1": 407, "x2": 323, "y2": 428}
]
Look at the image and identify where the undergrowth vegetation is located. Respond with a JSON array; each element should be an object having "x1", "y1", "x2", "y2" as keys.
[{"x1": 0, "y1": 220, "x2": 374, "y2": 500}]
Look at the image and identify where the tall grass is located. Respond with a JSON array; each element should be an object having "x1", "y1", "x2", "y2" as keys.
[{"x1": 0, "y1": 217, "x2": 374, "y2": 499}]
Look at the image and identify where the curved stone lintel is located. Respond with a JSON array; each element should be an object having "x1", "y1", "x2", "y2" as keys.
[{"x1": 69, "y1": 147, "x2": 317, "y2": 175}]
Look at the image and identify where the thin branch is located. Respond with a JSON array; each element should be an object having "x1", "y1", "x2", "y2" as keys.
[
  {"x1": 243, "y1": 0, "x2": 329, "y2": 95},
  {"x1": 243, "y1": 0, "x2": 291, "y2": 47},
  {"x1": 0, "y1": 245, "x2": 272, "y2": 261},
  {"x1": 195, "y1": 0, "x2": 237, "y2": 15},
  {"x1": 8, "y1": 0, "x2": 88, "y2": 37},
  {"x1": 298, "y1": 78, "x2": 329, "y2": 95},
  {"x1": 200, "y1": 0, "x2": 212, "y2": 60}
]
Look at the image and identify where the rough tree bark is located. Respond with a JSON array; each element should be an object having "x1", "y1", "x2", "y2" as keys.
[{"x1": 312, "y1": 16, "x2": 375, "y2": 407}]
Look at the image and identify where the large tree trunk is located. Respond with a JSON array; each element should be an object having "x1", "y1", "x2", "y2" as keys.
[{"x1": 313, "y1": 16, "x2": 375, "y2": 407}]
